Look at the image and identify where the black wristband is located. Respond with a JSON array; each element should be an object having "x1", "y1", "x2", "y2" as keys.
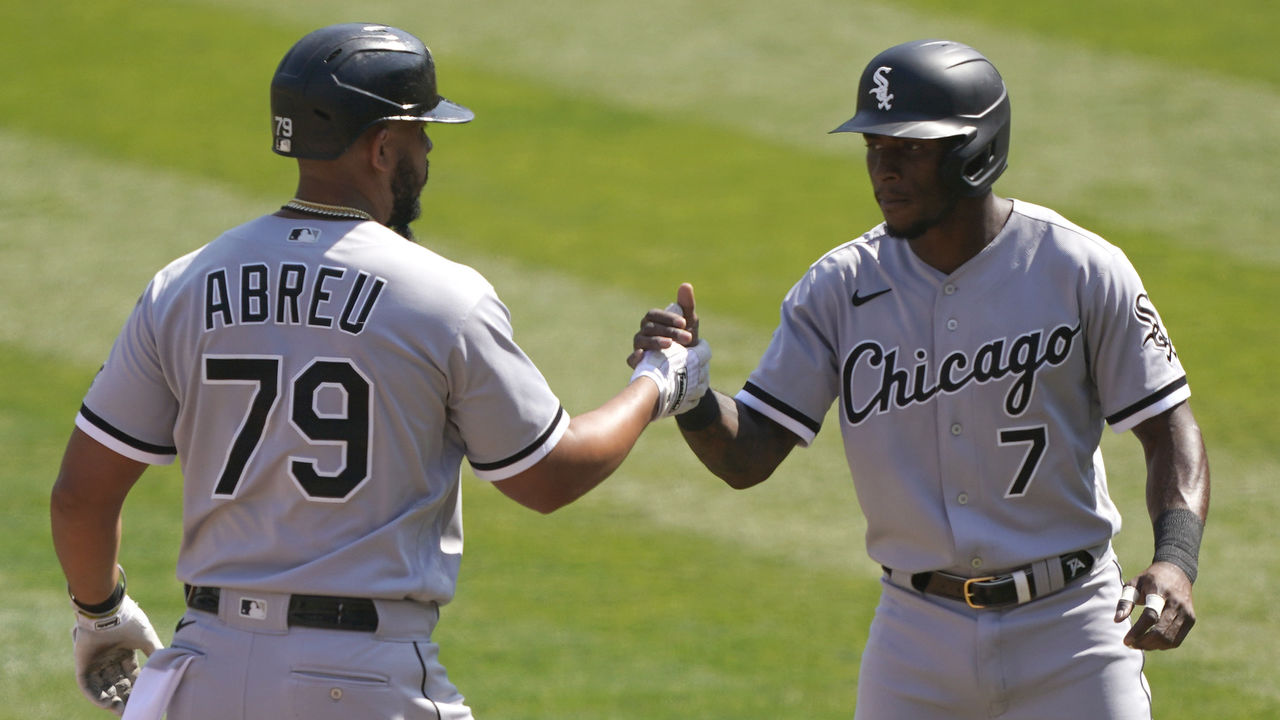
[
  {"x1": 70, "y1": 566, "x2": 126, "y2": 615},
  {"x1": 1153, "y1": 508, "x2": 1203, "y2": 584},
  {"x1": 675, "y1": 389, "x2": 720, "y2": 432}
]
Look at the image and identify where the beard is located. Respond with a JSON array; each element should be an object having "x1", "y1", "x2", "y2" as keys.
[
  {"x1": 387, "y1": 157, "x2": 427, "y2": 240},
  {"x1": 885, "y1": 192, "x2": 960, "y2": 240},
  {"x1": 886, "y1": 217, "x2": 934, "y2": 241}
]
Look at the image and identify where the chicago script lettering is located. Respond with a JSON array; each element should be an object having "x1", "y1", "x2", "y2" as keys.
[{"x1": 842, "y1": 324, "x2": 1080, "y2": 425}]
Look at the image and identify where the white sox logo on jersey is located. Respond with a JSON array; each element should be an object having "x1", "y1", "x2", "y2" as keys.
[
  {"x1": 869, "y1": 66, "x2": 894, "y2": 110},
  {"x1": 841, "y1": 323, "x2": 1080, "y2": 425},
  {"x1": 1134, "y1": 293, "x2": 1176, "y2": 361}
]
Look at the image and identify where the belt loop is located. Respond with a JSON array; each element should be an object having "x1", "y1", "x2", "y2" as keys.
[
  {"x1": 1046, "y1": 555, "x2": 1066, "y2": 592},
  {"x1": 372, "y1": 599, "x2": 439, "y2": 641},
  {"x1": 1031, "y1": 556, "x2": 1067, "y2": 595},
  {"x1": 1030, "y1": 559, "x2": 1051, "y2": 596},
  {"x1": 880, "y1": 567, "x2": 924, "y2": 594},
  {"x1": 1012, "y1": 570, "x2": 1032, "y2": 604}
]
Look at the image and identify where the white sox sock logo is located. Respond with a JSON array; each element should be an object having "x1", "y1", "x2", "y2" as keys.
[
  {"x1": 869, "y1": 66, "x2": 894, "y2": 110},
  {"x1": 841, "y1": 323, "x2": 1081, "y2": 425}
]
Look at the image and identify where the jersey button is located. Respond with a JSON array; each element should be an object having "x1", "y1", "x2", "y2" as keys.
[
  {"x1": 946, "y1": 318, "x2": 959, "y2": 331},
  {"x1": 957, "y1": 493, "x2": 969, "y2": 505},
  {"x1": 950, "y1": 423, "x2": 963, "y2": 436},
  {"x1": 944, "y1": 283, "x2": 957, "y2": 295},
  {"x1": 971, "y1": 557, "x2": 984, "y2": 569}
]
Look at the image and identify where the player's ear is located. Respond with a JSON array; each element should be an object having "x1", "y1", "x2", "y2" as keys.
[{"x1": 359, "y1": 123, "x2": 395, "y2": 174}]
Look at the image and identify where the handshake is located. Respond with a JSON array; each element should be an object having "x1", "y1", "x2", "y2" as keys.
[{"x1": 628, "y1": 285, "x2": 712, "y2": 420}]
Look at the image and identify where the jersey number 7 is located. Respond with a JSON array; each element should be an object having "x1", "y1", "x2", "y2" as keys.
[
  {"x1": 203, "y1": 355, "x2": 372, "y2": 502},
  {"x1": 998, "y1": 425, "x2": 1048, "y2": 498}
]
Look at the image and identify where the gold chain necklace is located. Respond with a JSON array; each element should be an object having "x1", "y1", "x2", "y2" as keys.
[{"x1": 282, "y1": 198, "x2": 374, "y2": 221}]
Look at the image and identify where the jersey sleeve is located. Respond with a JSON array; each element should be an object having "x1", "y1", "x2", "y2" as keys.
[
  {"x1": 1086, "y1": 248, "x2": 1190, "y2": 433},
  {"x1": 449, "y1": 290, "x2": 569, "y2": 481},
  {"x1": 736, "y1": 264, "x2": 843, "y2": 446},
  {"x1": 76, "y1": 283, "x2": 180, "y2": 465}
]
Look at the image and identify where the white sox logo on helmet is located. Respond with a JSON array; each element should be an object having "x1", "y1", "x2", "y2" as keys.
[{"x1": 869, "y1": 66, "x2": 894, "y2": 110}]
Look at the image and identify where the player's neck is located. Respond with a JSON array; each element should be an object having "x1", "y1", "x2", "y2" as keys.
[
  {"x1": 289, "y1": 165, "x2": 383, "y2": 223},
  {"x1": 907, "y1": 195, "x2": 1012, "y2": 275}
]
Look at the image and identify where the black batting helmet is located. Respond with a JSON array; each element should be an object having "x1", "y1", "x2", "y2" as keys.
[
  {"x1": 831, "y1": 39, "x2": 1010, "y2": 196},
  {"x1": 270, "y1": 23, "x2": 474, "y2": 160}
]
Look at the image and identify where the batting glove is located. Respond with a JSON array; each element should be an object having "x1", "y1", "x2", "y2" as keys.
[
  {"x1": 630, "y1": 339, "x2": 712, "y2": 420},
  {"x1": 71, "y1": 589, "x2": 164, "y2": 715}
]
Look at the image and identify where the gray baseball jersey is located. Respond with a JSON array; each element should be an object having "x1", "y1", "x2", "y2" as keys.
[
  {"x1": 76, "y1": 215, "x2": 568, "y2": 604},
  {"x1": 737, "y1": 199, "x2": 1189, "y2": 575}
]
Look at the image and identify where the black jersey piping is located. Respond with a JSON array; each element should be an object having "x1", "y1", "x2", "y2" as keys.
[
  {"x1": 741, "y1": 382, "x2": 822, "y2": 434},
  {"x1": 79, "y1": 404, "x2": 179, "y2": 456},
  {"x1": 469, "y1": 406, "x2": 566, "y2": 472},
  {"x1": 1105, "y1": 377, "x2": 1187, "y2": 426}
]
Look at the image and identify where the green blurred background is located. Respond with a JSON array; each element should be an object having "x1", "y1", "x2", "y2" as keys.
[{"x1": 2, "y1": 1, "x2": 1276, "y2": 717}]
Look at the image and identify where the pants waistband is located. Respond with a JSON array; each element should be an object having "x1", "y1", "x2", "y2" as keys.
[
  {"x1": 183, "y1": 585, "x2": 439, "y2": 639},
  {"x1": 882, "y1": 546, "x2": 1103, "y2": 610}
]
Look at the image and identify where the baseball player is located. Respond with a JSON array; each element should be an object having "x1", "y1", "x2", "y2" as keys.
[
  {"x1": 633, "y1": 39, "x2": 1209, "y2": 719},
  {"x1": 50, "y1": 23, "x2": 708, "y2": 719}
]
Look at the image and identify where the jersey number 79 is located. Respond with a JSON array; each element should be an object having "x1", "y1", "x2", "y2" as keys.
[{"x1": 203, "y1": 355, "x2": 372, "y2": 502}]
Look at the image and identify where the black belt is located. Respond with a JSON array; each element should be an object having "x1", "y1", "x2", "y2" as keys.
[
  {"x1": 185, "y1": 585, "x2": 379, "y2": 632},
  {"x1": 883, "y1": 549, "x2": 1095, "y2": 609}
]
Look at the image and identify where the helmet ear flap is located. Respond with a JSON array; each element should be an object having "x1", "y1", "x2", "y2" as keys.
[
  {"x1": 963, "y1": 143, "x2": 995, "y2": 181},
  {"x1": 945, "y1": 139, "x2": 996, "y2": 196},
  {"x1": 936, "y1": 133, "x2": 988, "y2": 198},
  {"x1": 952, "y1": 120, "x2": 1010, "y2": 196}
]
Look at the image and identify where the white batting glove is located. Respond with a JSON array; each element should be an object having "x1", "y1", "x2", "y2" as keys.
[
  {"x1": 71, "y1": 594, "x2": 164, "y2": 715},
  {"x1": 630, "y1": 339, "x2": 712, "y2": 420}
]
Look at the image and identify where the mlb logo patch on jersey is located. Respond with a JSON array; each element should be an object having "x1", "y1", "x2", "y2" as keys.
[
  {"x1": 287, "y1": 227, "x2": 321, "y2": 244},
  {"x1": 239, "y1": 597, "x2": 268, "y2": 620}
]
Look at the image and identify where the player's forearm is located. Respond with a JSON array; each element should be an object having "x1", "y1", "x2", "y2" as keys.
[
  {"x1": 50, "y1": 430, "x2": 146, "y2": 604},
  {"x1": 678, "y1": 392, "x2": 787, "y2": 489},
  {"x1": 559, "y1": 378, "x2": 658, "y2": 481},
  {"x1": 51, "y1": 481, "x2": 126, "y2": 605},
  {"x1": 1135, "y1": 402, "x2": 1210, "y2": 522},
  {"x1": 1133, "y1": 401, "x2": 1209, "y2": 584},
  {"x1": 495, "y1": 378, "x2": 657, "y2": 513}
]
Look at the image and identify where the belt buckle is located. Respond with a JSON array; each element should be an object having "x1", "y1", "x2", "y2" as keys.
[{"x1": 963, "y1": 576, "x2": 997, "y2": 609}]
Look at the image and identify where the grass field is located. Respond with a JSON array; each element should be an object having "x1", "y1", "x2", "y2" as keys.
[{"x1": 2, "y1": 1, "x2": 1277, "y2": 717}]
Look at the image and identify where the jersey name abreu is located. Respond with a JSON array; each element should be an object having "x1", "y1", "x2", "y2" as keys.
[
  {"x1": 842, "y1": 323, "x2": 1080, "y2": 425},
  {"x1": 203, "y1": 262, "x2": 387, "y2": 334}
]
